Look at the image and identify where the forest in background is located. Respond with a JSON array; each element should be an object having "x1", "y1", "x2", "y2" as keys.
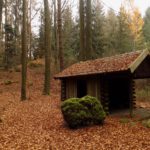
[
  {"x1": 0, "y1": 0, "x2": 150, "y2": 99},
  {"x1": 0, "y1": 0, "x2": 150, "y2": 69}
]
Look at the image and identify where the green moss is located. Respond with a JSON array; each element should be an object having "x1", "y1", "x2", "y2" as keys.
[
  {"x1": 142, "y1": 119, "x2": 150, "y2": 128},
  {"x1": 119, "y1": 118, "x2": 130, "y2": 124},
  {"x1": 61, "y1": 96, "x2": 106, "y2": 129},
  {"x1": 4, "y1": 80, "x2": 12, "y2": 85}
]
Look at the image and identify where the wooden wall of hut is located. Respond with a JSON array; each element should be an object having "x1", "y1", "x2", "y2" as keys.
[
  {"x1": 87, "y1": 77, "x2": 101, "y2": 100},
  {"x1": 66, "y1": 79, "x2": 77, "y2": 99}
]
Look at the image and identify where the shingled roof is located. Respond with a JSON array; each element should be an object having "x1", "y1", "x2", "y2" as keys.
[{"x1": 55, "y1": 50, "x2": 150, "y2": 79}]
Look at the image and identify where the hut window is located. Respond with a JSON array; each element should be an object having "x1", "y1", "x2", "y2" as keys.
[{"x1": 77, "y1": 79, "x2": 87, "y2": 98}]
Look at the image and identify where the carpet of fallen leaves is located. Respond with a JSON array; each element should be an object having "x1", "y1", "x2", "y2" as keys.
[{"x1": 0, "y1": 69, "x2": 150, "y2": 150}]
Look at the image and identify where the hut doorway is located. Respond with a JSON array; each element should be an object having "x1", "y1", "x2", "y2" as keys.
[
  {"x1": 108, "y1": 78, "x2": 130, "y2": 112},
  {"x1": 77, "y1": 79, "x2": 87, "y2": 98}
]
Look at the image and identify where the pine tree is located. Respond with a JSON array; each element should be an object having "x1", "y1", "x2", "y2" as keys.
[
  {"x1": 143, "y1": 7, "x2": 150, "y2": 48},
  {"x1": 62, "y1": 6, "x2": 77, "y2": 67},
  {"x1": 117, "y1": 6, "x2": 132, "y2": 53},
  {"x1": 104, "y1": 9, "x2": 118, "y2": 56},
  {"x1": 92, "y1": 1, "x2": 105, "y2": 58}
]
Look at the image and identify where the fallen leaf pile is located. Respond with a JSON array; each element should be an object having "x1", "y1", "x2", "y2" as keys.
[
  {"x1": 0, "y1": 69, "x2": 150, "y2": 150},
  {"x1": 55, "y1": 50, "x2": 142, "y2": 78}
]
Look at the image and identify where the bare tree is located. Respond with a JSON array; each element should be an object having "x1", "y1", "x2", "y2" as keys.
[
  {"x1": 0, "y1": 0, "x2": 3, "y2": 52},
  {"x1": 53, "y1": 0, "x2": 58, "y2": 73},
  {"x1": 79, "y1": 0, "x2": 85, "y2": 61},
  {"x1": 43, "y1": 0, "x2": 51, "y2": 95},
  {"x1": 57, "y1": 0, "x2": 64, "y2": 71},
  {"x1": 21, "y1": 0, "x2": 28, "y2": 100}
]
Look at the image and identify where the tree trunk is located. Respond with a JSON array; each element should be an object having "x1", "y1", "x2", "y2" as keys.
[
  {"x1": 28, "y1": 0, "x2": 32, "y2": 60},
  {"x1": 21, "y1": 0, "x2": 28, "y2": 100},
  {"x1": 79, "y1": 0, "x2": 85, "y2": 61},
  {"x1": 43, "y1": 0, "x2": 51, "y2": 95},
  {"x1": 0, "y1": 0, "x2": 3, "y2": 53},
  {"x1": 0, "y1": 0, "x2": 3, "y2": 28},
  {"x1": 0, "y1": 0, "x2": 3, "y2": 52},
  {"x1": 4, "y1": 0, "x2": 8, "y2": 69},
  {"x1": 54, "y1": 0, "x2": 58, "y2": 73},
  {"x1": 86, "y1": 0, "x2": 92, "y2": 60},
  {"x1": 57, "y1": 0, "x2": 64, "y2": 71}
]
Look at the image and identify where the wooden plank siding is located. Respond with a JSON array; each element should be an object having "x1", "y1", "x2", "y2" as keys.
[
  {"x1": 66, "y1": 79, "x2": 77, "y2": 99},
  {"x1": 87, "y1": 77, "x2": 101, "y2": 100}
]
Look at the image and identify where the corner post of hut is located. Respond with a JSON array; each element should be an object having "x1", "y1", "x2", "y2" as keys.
[{"x1": 129, "y1": 76, "x2": 136, "y2": 118}]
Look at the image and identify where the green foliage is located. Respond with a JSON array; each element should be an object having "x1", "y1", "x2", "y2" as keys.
[
  {"x1": 142, "y1": 119, "x2": 150, "y2": 128},
  {"x1": 61, "y1": 96, "x2": 106, "y2": 129},
  {"x1": 92, "y1": 1, "x2": 105, "y2": 58},
  {"x1": 143, "y1": 7, "x2": 150, "y2": 48},
  {"x1": 117, "y1": 6, "x2": 133, "y2": 53},
  {"x1": 104, "y1": 9, "x2": 119, "y2": 56},
  {"x1": 62, "y1": 7, "x2": 78, "y2": 67}
]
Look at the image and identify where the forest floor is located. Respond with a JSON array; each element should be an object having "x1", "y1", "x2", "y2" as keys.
[{"x1": 0, "y1": 67, "x2": 150, "y2": 150}]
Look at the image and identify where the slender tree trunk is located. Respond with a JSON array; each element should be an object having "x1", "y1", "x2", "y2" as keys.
[
  {"x1": 0, "y1": 0, "x2": 3, "y2": 53},
  {"x1": 86, "y1": 0, "x2": 92, "y2": 59},
  {"x1": 15, "y1": 0, "x2": 19, "y2": 55},
  {"x1": 54, "y1": 0, "x2": 58, "y2": 73},
  {"x1": 57, "y1": 0, "x2": 64, "y2": 71},
  {"x1": 21, "y1": 0, "x2": 28, "y2": 100},
  {"x1": 0, "y1": 0, "x2": 3, "y2": 28},
  {"x1": 4, "y1": 0, "x2": 8, "y2": 69},
  {"x1": 29, "y1": 0, "x2": 32, "y2": 60},
  {"x1": 43, "y1": 0, "x2": 51, "y2": 95},
  {"x1": 79, "y1": 0, "x2": 85, "y2": 61}
]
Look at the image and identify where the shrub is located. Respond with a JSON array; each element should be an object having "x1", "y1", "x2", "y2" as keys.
[{"x1": 61, "y1": 96, "x2": 106, "y2": 129}]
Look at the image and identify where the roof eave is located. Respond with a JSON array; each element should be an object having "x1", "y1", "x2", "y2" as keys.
[{"x1": 129, "y1": 49, "x2": 149, "y2": 73}]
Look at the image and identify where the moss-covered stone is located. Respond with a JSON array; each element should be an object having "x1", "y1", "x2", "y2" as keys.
[{"x1": 61, "y1": 96, "x2": 106, "y2": 129}]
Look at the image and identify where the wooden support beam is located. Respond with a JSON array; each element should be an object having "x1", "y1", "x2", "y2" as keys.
[
  {"x1": 129, "y1": 49, "x2": 149, "y2": 73},
  {"x1": 61, "y1": 79, "x2": 66, "y2": 101},
  {"x1": 100, "y1": 79, "x2": 109, "y2": 115},
  {"x1": 129, "y1": 78, "x2": 136, "y2": 117}
]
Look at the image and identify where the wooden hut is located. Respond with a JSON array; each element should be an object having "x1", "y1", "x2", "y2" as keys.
[{"x1": 55, "y1": 50, "x2": 150, "y2": 116}]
